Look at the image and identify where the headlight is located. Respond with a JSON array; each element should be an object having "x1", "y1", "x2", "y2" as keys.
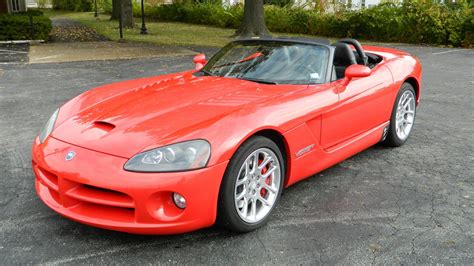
[
  {"x1": 124, "y1": 140, "x2": 211, "y2": 172},
  {"x1": 38, "y1": 108, "x2": 59, "y2": 143}
]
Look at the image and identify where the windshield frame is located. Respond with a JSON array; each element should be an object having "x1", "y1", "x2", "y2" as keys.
[{"x1": 199, "y1": 39, "x2": 333, "y2": 85}]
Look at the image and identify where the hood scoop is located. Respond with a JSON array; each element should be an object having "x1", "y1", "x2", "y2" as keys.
[{"x1": 92, "y1": 121, "x2": 116, "y2": 132}]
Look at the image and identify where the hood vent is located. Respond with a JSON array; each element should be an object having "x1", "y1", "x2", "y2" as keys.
[{"x1": 93, "y1": 121, "x2": 116, "y2": 132}]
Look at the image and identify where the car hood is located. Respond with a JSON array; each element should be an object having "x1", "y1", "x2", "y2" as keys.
[{"x1": 52, "y1": 73, "x2": 280, "y2": 158}]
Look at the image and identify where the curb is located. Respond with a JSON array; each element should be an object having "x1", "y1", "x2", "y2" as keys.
[{"x1": 0, "y1": 40, "x2": 45, "y2": 45}]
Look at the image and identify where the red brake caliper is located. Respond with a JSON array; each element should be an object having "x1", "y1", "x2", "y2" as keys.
[{"x1": 259, "y1": 159, "x2": 269, "y2": 197}]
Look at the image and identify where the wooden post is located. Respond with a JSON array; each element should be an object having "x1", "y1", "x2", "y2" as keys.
[
  {"x1": 118, "y1": 6, "x2": 123, "y2": 39},
  {"x1": 29, "y1": 15, "x2": 35, "y2": 40}
]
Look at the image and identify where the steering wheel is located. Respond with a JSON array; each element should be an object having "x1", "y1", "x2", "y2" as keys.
[{"x1": 338, "y1": 38, "x2": 368, "y2": 66}]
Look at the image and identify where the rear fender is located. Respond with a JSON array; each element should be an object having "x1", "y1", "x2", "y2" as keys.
[{"x1": 384, "y1": 56, "x2": 422, "y2": 105}]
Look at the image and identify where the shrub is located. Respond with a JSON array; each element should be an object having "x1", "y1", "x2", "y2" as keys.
[
  {"x1": 37, "y1": 0, "x2": 51, "y2": 9},
  {"x1": 0, "y1": 14, "x2": 52, "y2": 41},
  {"x1": 15, "y1": 9, "x2": 45, "y2": 16},
  {"x1": 264, "y1": 5, "x2": 294, "y2": 33},
  {"x1": 137, "y1": 2, "x2": 243, "y2": 28},
  {"x1": 460, "y1": 8, "x2": 473, "y2": 47},
  {"x1": 144, "y1": 4, "x2": 187, "y2": 21},
  {"x1": 446, "y1": 5, "x2": 473, "y2": 47},
  {"x1": 346, "y1": 3, "x2": 404, "y2": 42},
  {"x1": 98, "y1": 0, "x2": 113, "y2": 14},
  {"x1": 399, "y1": 1, "x2": 447, "y2": 45},
  {"x1": 52, "y1": 0, "x2": 92, "y2": 11},
  {"x1": 264, "y1": 0, "x2": 293, "y2": 7},
  {"x1": 182, "y1": 3, "x2": 230, "y2": 27}
]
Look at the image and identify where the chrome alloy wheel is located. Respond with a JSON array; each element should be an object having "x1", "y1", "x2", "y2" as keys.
[
  {"x1": 395, "y1": 90, "x2": 416, "y2": 140},
  {"x1": 234, "y1": 148, "x2": 281, "y2": 224}
]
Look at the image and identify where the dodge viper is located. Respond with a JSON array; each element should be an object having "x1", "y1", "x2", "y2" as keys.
[{"x1": 32, "y1": 37, "x2": 422, "y2": 234}]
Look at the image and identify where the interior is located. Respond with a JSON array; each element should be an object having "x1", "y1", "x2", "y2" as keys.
[{"x1": 332, "y1": 38, "x2": 383, "y2": 80}]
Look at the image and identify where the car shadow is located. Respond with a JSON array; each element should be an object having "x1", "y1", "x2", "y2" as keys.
[{"x1": 40, "y1": 141, "x2": 403, "y2": 263}]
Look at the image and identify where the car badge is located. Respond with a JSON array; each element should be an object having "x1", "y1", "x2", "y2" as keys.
[
  {"x1": 295, "y1": 144, "x2": 315, "y2": 157},
  {"x1": 65, "y1": 151, "x2": 76, "y2": 161}
]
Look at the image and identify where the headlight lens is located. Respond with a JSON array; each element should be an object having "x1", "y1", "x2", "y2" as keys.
[
  {"x1": 124, "y1": 140, "x2": 211, "y2": 172},
  {"x1": 38, "y1": 108, "x2": 59, "y2": 143}
]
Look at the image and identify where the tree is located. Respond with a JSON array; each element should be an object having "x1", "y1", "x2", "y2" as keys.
[
  {"x1": 121, "y1": 0, "x2": 134, "y2": 28},
  {"x1": 111, "y1": 0, "x2": 120, "y2": 20},
  {"x1": 234, "y1": 0, "x2": 271, "y2": 37},
  {"x1": 111, "y1": 0, "x2": 134, "y2": 28}
]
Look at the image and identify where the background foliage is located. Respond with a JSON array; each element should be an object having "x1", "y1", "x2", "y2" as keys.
[
  {"x1": 52, "y1": 0, "x2": 92, "y2": 11},
  {"x1": 264, "y1": 0, "x2": 294, "y2": 7},
  {"x1": 97, "y1": 0, "x2": 473, "y2": 47}
]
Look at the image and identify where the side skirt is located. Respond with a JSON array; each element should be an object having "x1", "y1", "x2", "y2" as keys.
[{"x1": 284, "y1": 121, "x2": 389, "y2": 187}]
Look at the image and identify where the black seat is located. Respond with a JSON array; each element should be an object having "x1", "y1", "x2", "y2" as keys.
[{"x1": 334, "y1": 42, "x2": 357, "y2": 79}]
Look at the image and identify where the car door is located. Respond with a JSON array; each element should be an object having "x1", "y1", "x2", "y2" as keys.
[{"x1": 320, "y1": 64, "x2": 394, "y2": 150}]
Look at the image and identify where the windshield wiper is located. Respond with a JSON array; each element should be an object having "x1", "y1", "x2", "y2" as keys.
[{"x1": 240, "y1": 77, "x2": 278, "y2": 85}]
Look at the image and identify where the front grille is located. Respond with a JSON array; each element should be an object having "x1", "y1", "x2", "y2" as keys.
[{"x1": 34, "y1": 163, "x2": 136, "y2": 222}]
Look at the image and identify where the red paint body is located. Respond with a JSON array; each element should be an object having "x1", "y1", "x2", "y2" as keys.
[{"x1": 32, "y1": 45, "x2": 422, "y2": 234}]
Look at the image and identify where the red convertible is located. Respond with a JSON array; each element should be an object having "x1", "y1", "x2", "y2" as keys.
[{"x1": 32, "y1": 37, "x2": 422, "y2": 234}]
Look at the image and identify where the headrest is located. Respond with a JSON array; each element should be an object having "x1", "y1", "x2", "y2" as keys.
[{"x1": 334, "y1": 42, "x2": 357, "y2": 67}]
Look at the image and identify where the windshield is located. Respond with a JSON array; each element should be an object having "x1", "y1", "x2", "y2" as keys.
[{"x1": 200, "y1": 41, "x2": 329, "y2": 85}]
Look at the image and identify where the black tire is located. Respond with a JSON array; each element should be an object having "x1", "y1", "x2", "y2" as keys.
[
  {"x1": 217, "y1": 136, "x2": 285, "y2": 232},
  {"x1": 383, "y1": 82, "x2": 417, "y2": 147}
]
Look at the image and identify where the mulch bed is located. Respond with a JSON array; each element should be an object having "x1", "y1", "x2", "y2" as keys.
[{"x1": 49, "y1": 18, "x2": 109, "y2": 43}]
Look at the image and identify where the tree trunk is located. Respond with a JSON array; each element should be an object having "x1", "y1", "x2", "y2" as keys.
[
  {"x1": 111, "y1": 0, "x2": 120, "y2": 20},
  {"x1": 121, "y1": 0, "x2": 134, "y2": 28},
  {"x1": 234, "y1": 0, "x2": 271, "y2": 37}
]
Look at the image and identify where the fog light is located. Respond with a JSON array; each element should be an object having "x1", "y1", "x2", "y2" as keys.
[{"x1": 172, "y1": 193, "x2": 186, "y2": 209}]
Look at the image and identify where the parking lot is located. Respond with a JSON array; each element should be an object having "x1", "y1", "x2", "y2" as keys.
[
  {"x1": 0, "y1": 43, "x2": 29, "y2": 64},
  {"x1": 0, "y1": 45, "x2": 473, "y2": 264}
]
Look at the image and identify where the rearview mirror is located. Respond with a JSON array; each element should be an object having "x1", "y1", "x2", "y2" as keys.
[
  {"x1": 193, "y1": 53, "x2": 206, "y2": 71},
  {"x1": 342, "y1": 64, "x2": 371, "y2": 85}
]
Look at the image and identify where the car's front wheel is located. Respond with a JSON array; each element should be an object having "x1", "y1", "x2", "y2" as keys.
[
  {"x1": 384, "y1": 82, "x2": 417, "y2": 147},
  {"x1": 217, "y1": 136, "x2": 284, "y2": 232}
]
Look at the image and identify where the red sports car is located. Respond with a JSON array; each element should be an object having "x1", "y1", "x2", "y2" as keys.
[{"x1": 32, "y1": 38, "x2": 422, "y2": 234}]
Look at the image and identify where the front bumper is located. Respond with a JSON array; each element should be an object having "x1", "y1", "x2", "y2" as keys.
[{"x1": 32, "y1": 136, "x2": 228, "y2": 234}]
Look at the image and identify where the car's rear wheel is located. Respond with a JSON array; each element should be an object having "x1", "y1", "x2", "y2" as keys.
[
  {"x1": 217, "y1": 136, "x2": 284, "y2": 232},
  {"x1": 384, "y1": 82, "x2": 417, "y2": 147}
]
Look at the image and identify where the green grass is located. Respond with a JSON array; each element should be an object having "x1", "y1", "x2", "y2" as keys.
[
  {"x1": 44, "y1": 10, "x2": 235, "y2": 47},
  {"x1": 43, "y1": 10, "x2": 331, "y2": 47}
]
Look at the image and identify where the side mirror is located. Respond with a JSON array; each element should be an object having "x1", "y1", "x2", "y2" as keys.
[
  {"x1": 193, "y1": 53, "x2": 206, "y2": 71},
  {"x1": 342, "y1": 64, "x2": 371, "y2": 86}
]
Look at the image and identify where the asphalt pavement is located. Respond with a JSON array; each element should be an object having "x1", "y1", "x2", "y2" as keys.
[
  {"x1": 0, "y1": 45, "x2": 473, "y2": 264},
  {"x1": 0, "y1": 44, "x2": 29, "y2": 64}
]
